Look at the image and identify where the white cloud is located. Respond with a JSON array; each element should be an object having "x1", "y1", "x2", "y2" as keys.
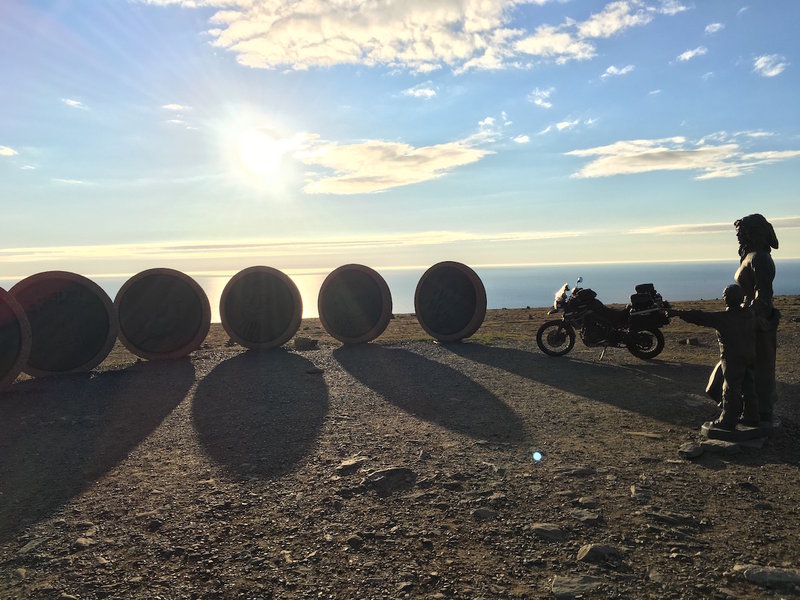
[
  {"x1": 52, "y1": 178, "x2": 88, "y2": 184},
  {"x1": 704, "y1": 22, "x2": 724, "y2": 34},
  {"x1": 62, "y1": 98, "x2": 88, "y2": 110},
  {"x1": 600, "y1": 64, "x2": 635, "y2": 79},
  {"x1": 702, "y1": 71, "x2": 714, "y2": 81},
  {"x1": 649, "y1": 89, "x2": 661, "y2": 95},
  {"x1": 299, "y1": 136, "x2": 493, "y2": 195},
  {"x1": 659, "y1": 1, "x2": 689, "y2": 16},
  {"x1": 577, "y1": 1, "x2": 653, "y2": 39},
  {"x1": 144, "y1": 0, "x2": 679, "y2": 73},
  {"x1": 513, "y1": 135, "x2": 530, "y2": 144},
  {"x1": 557, "y1": 119, "x2": 579, "y2": 131},
  {"x1": 566, "y1": 136, "x2": 800, "y2": 179},
  {"x1": 630, "y1": 216, "x2": 800, "y2": 236},
  {"x1": 402, "y1": 82, "x2": 437, "y2": 99},
  {"x1": 528, "y1": 87, "x2": 554, "y2": 108},
  {"x1": 0, "y1": 145, "x2": 18, "y2": 157},
  {"x1": 753, "y1": 54, "x2": 788, "y2": 77},
  {"x1": 20, "y1": 165, "x2": 36, "y2": 170},
  {"x1": 677, "y1": 46, "x2": 707, "y2": 62},
  {"x1": 162, "y1": 103, "x2": 190, "y2": 111},
  {"x1": 167, "y1": 119, "x2": 187, "y2": 125},
  {"x1": 501, "y1": 111, "x2": 512, "y2": 126},
  {"x1": 737, "y1": 7, "x2": 749, "y2": 16}
]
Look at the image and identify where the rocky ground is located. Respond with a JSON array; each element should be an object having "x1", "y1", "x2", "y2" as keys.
[{"x1": 1, "y1": 296, "x2": 799, "y2": 599}]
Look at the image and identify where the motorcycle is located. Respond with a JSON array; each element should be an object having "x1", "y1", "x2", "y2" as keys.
[{"x1": 536, "y1": 277, "x2": 671, "y2": 360}]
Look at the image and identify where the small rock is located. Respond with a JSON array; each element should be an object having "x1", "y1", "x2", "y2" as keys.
[
  {"x1": 336, "y1": 456, "x2": 367, "y2": 475},
  {"x1": 95, "y1": 556, "x2": 110, "y2": 566},
  {"x1": 73, "y1": 537, "x2": 96, "y2": 550},
  {"x1": 571, "y1": 509, "x2": 602, "y2": 524},
  {"x1": 294, "y1": 337, "x2": 318, "y2": 351},
  {"x1": 362, "y1": 467, "x2": 416, "y2": 496},
  {"x1": 678, "y1": 442, "x2": 704, "y2": 459},
  {"x1": 683, "y1": 337, "x2": 699, "y2": 346},
  {"x1": 488, "y1": 492, "x2": 506, "y2": 507},
  {"x1": 530, "y1": 523, "x2": 565, "y2": 541},
  {"x1": 700, "y1": 439, "x2": 742, "y2": 455},
  {"x1": 306, "y1": 367, "x2": 324, "y2": 374},
  {"x1": 472, "y1": 507, "x2": 499, "y2": 521},
  {"x1": 345, "y1": 534, "x2": 365, "y2": 550},
  {"x1": 577, "y1": 543, "x2": 622, "y2": 564},
  {"x1": 577, "y1": 496, "x2": 597, "y2": 508},
  {"x1": 733, "y1": 564, "x2": 800, "y2": 587},
  {"x1": 13, "y1": 567, "x2": 26, "y2": 580},
  {"x1": 397, "y1": 581, "x2": 415, "y2": 593},
  {"x1": 553, "y1": 465, "x2": 596, "y2": 478},
  {"x1": 60, "y1": 595, "x2": 79, "y2": 600},
  {"x1": 19, "y1": 538, "x2": 46, "y2": 554},
  {"x1": 147, "y1": 519, "x2": 163, "y2": 532},
  {"x1": 647, "y1": 568, "x2": 664, "y2": 583},
  {"x1": 551, "y1": 575, "x2": 602, "y2": 598}
]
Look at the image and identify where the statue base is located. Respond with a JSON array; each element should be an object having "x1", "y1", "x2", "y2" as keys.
[{"x1": 700, "y1": 420, "x2": 775, "y2": 442}]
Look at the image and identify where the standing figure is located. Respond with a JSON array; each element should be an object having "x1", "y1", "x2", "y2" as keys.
[
  {"x1": 673, "y1": 285, "x2": 759, "y2": 429},
  {"x1": 733, "y1": 213, "x2": 780, "y2": 422}
]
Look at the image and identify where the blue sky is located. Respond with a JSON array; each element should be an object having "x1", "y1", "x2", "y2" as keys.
[{"x1": 1, "y1": 0, "x2": 798, "y2": 280}]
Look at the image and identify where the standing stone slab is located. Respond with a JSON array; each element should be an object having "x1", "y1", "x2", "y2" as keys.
[
  {"x1": 318, "y1": 265, "x2": 392, "y2": 344},
  {"x1": 0, "y1": 288, "x2": 32, "y2": 390},
  {"x1": 415, "y1": 262, "x2": 486, "y2": 342},
  {"x1": 10, "y1": 272, "x2": 117, "y2": 377},
  {"x1": 220, "y1": 266, "x2": 302, "y2": 350},
  {"x1": 115, "y1": 268, "x2": 210, "y2": 360}
]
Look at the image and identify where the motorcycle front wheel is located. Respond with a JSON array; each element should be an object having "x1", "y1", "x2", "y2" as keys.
[
  {"x1": 626, "y1": 328, "x2": 665, "y2": 360},
  {"x1": 536, "y1": 320, "x2": 576, "y2": 356}
]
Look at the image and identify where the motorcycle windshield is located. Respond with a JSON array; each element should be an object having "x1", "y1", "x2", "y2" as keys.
[{"x1": 554, "y1": 283, "x2": 569, "y2": 307}]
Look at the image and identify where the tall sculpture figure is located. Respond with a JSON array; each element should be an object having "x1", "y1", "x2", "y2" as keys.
[{"x1": 733, "y1": 213, "x2": 779, "y2": 422}]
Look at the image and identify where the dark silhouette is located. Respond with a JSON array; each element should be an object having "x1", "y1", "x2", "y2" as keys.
[
  {"x1": 734, "y1": 213, "x2": 780, "y2": 421},
  {"x1": 672, "y1": 285, "x2": 758, "y2": 429},
  {"x1": 414, "y1": 262, "x2": 486, "y2": 342}
]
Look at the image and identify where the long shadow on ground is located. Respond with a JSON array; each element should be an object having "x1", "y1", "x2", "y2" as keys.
[
  {"x1": 0, "y1": 360, "x2": 194, "y2": 543},
  {"x1": 334, "y1": 344, "x2": 525, "y2": 444},
  {"x1": 193, "y1": 350, "x2": 329, "y2": 479},
  {"x1": 444, "y1": 343, "x2": 720, "y2": 428}
]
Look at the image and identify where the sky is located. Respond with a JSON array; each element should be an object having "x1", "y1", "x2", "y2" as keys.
[{"x1": 1, "y1": 0, "x2": 799, "y2": 282}]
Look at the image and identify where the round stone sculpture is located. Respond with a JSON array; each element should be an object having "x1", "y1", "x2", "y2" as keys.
[
  {"x1": 318, "y1": 264, "x2": 393, "y2": 344},
  {"x1": 0, "y1": 288, "x2": 32, "y2": 390},
  {"x1": 220, "y1": 266, "x2": 303, "y2": 350},
  {"x1": 414, "y1": 261, "x2": 487, "y2": 342},
  {"x1": 9, "y1": 271, "x2": 118, "y2": 376},
  {"x1": 115, "y1": 268, "x2": 210, "y2": 360}
]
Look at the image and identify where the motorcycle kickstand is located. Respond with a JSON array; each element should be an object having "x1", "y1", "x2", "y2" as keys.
[{"x1": 599, "y1": 346, "x2": 608, "y2": 361}]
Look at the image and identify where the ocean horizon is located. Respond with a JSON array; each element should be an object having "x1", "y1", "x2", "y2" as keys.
[{"x1": 3, "y1": 259, "x2": 799, "y2": 322}]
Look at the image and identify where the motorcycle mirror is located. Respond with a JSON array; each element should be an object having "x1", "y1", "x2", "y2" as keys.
[{"x1": 576, "y1": 276, "x2": 583, "y2": 285}]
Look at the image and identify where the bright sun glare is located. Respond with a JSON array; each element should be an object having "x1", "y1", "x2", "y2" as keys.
[{"x1": 235, "y1": 128, "x2": 286, "y2": 181}]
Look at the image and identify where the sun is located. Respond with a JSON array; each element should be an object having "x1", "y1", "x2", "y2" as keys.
[{"x1": 235, "y1": 128, "x2": 286, "y2": 181}]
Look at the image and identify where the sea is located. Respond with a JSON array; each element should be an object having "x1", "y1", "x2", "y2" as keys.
[{"x1": 3, "y1": 259, "x2": 799, "y2": 322}]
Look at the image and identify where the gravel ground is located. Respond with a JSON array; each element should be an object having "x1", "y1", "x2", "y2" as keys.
[{"x1": 1, "y1": 297, "x2": 799, "y2": 599}]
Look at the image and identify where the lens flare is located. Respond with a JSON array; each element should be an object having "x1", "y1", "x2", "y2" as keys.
[{"x1": 532, "y1": 451, "x2": 543, "y2": 462}]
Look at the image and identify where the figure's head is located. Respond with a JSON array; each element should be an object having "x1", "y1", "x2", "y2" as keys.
[
  {"x1": 734, "y1": 213, "x2": 779, "y2": 258},
  {"x1": 723, "y1": 284, "x2": 744, "y2": 309}
]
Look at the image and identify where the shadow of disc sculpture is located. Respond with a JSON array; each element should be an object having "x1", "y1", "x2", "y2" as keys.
[
  {"x1": 0, "y1": 288, "x2": 32, "y2": 390},
  {"x1": 219, "y1": 266, "x2": 303, "y2": 350},
  {"x1": 115, "y1": 268, "x2": 210, "y2": 360},
  {"x1": 318, "y1": 264, "x2": 392, "y2": 344},
  {"x1": 10, "y1": 272, "x2": 118, "y2": 377},
  {"x1": 415, "y1": 261, "x2": 486, "y2": 342}
]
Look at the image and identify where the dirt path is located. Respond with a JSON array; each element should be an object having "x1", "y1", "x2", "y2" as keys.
[{"x1": 1, "y1": 298, "x2": 799, "y2": 598}]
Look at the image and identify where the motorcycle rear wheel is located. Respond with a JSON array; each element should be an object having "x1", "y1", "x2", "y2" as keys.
[
  {"x1": 626, "y1": 327, "x2": 665, "y2": 360},
  {"x1": 536, "y1": 320, "x2": 576, "y2": 356}
]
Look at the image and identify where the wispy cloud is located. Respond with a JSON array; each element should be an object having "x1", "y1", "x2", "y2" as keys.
[
  {"x1": 0, "y1": 229, "x2": 584, "y2": 265},
  {"x1": 600, "y1": 64, "x2": 635, "y2": 79},
  {"x1": 677, "y1": 46, "x2": 707, "y2": 62},
  {"x1": 539, "y1": 118, "x2": 594, "y2": 135},
  {"x1": 649, "y1": 89, "x2": 662, "y2": 95},
  {"x1": 402, "y1": 82, "x2": 437, "y2": 99},
  {"x1": 513, "y1": 135, "x2": 530, "y2": 144},
  {"x1": 528, "y1": 87, "x2": 554, "y2": 108},
  {"x1": 52, "y1": 178, "x2": 88, "y2": 185},
  {"x1": 0, "y1": 145, "x2": 18, "y2": 157},
  {"x1": 162, "y1": 103, "x2": 189, "y2": 111},
  {"x1": 753, "y1": 54, "x2": 788, "y2": 77},
  {"x1": 704, "y1": 22, "x2": 724, "y2": 34},
  {"x1": 62, "y1": 98, "x2": 88, "y2": 110},
  {"x1": 567, "y1": 135, "x2": 800, "y2": 179},
  {"x1": 300, "y1": 138, "x2": 492, "y2": 195},
  {"x1": 630, "y1": 216, "x2": 800, "y2": 236},
  {"x1": 20, "y1": 165, "x2": 36, "y2": 170},
  {"x1": 142, "y1": 0, "x2": 679, "y2": 73}
]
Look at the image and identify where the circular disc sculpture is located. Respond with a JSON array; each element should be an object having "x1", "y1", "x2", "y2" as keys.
[
  {"x1": 115, "y1": 268, "x2": 210, "y2": 360},
  {"x1": 219, "y1": 266, "x2": 303, "y2": 350},
  {"x1": 10, "y1": 271, "x2": 118, "y2": 376},
  {"x1": 0, "y1": 288, "x2": 32, "y2": 390},
  {"x1": 415, "y1": 261, "x2": 487, "y2": 342},
  {"x1": 318, "y1": 264, "x2": 392, "y2": 344}
]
